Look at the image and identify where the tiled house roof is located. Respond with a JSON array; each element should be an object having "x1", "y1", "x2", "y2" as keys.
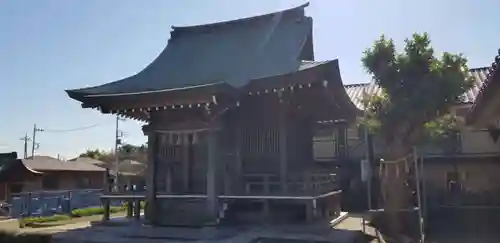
[
  {"x1": 22, "y1": 156, "x2": 106, "y2": 172},
  {"x1": 344, "y1": 67, "x2": 491, "y2": 110},
  {"x1": 467, "y1": 49, "x2": 500, "y2": 124}
]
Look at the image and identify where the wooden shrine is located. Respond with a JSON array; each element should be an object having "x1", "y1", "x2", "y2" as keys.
[{"x1": 66, "y1": 3, "x2": 360, "y2": 225}]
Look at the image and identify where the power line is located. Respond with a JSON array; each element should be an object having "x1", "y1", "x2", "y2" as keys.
[
  {"x1": 41, "y1": 120, "x2": 115, "y2": 133},
  {"x1": 42, "y1": 123, "x2": 105, "y2": 133}
]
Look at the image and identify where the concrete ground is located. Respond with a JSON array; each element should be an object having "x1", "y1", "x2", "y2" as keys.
[
  {"x1": 23, "y1": 214, "x2": 365, "y2": 243},
  {"x1": 333, "y1": 214, "x2": 378, "y2": 243}
]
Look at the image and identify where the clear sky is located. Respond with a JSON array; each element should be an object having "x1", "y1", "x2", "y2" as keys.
[{"x1": 0, "y1": 0, "x2": 499, "y2": 159}]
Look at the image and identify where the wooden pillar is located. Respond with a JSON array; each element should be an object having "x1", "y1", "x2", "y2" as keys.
[
  {"x1": 335, "y1": 120, "x2": 348, "y2": 160},
  {"x1": 206, "y1": 125, "x2": 219, "y2": 220},
  {"x1": 165, "y1": 136, "x2": 172, "y2": 194},
  {"x1": 234, "y1": 124, "x2": 243, "y2": 193},
  {"x1": 279, "y1": 93, "x2": 288, "y2": 193},
  {"x1": 183, "y1": 134, "x2": 190, "y2": 192},
  {"x1": 144, "y1": 131, "x2": 159, "y2": 224}
]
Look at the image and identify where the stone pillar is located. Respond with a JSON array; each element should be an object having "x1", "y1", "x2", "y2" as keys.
[{"x1": 206, "y1": 126, "x2": 218, "y2": 221}]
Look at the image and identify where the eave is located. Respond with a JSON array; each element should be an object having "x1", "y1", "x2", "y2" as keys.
[{"x1": 67, "y1": 59, "x2": 360, "y2": 122}]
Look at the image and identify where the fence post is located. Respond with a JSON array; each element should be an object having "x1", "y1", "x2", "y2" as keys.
[
  {"x1": 27, "y1": 192, "x2": 32, "y2": 217},
  {"x1": 68, "y1": 191, "x2": 73, "y2": 213}
]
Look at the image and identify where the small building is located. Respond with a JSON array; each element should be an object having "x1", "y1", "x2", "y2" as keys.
[
  {"x1": 0, "y1": 154, "x2": 107, "y2": 201},
  {"x1": 66, "y1": 3, "x2": 357, "y2": 225}
]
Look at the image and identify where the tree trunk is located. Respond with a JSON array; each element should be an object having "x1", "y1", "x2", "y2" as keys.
[{"x1": 380, "y1": 141, "x2": 412, "y2": 238}]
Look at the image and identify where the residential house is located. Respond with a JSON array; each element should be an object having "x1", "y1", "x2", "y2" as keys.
[
  {"x1": 0, "y1": 154, "x2": 106, "y2": 201},
  {"x1": 71, "y1": 157, "x2": 146, "y2": 190}
]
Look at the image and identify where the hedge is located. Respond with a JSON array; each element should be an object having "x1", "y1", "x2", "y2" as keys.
[
  {"x1": 71, "y1": 206, "x2": 123, "y2": 217},
  {"x1": 21, "y1": 214, "x2": 70, "y2": 225}
]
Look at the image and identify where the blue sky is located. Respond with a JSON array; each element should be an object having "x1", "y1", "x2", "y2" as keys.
[{"x1": 0, "y1": 0, "x2": 499, "y2": 159}]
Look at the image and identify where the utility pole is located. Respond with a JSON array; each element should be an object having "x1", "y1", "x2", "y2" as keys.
[
  {"x1": 31, "y1": 124, "x2": 43, "y2": 158},
  {"x1": 19, "y1": 134, "x2": 32, "y2": 159}
]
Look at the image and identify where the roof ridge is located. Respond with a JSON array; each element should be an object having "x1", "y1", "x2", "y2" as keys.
[
  {"x1": 344, "y1": 83, "x2": 370, "y2": 87},
  {"x1": 171, "y1": 3, "x2": 309, "y2": 33},
  {"x1": 469, "y1": 66, "x2": 491, "y2": 72}
]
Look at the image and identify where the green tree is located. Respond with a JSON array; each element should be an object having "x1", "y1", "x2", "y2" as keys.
[
  {"x1": 78, "y1": 149, "x2": 108, "y2": 160},
  {"x1": 79, "y1": 143, "x2": 147, "y2": 164},
  {"x1": 361, "y1": 33, "x2": 473, "y2": 236}
]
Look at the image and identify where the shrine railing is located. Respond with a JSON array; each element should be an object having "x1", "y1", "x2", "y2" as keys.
[{"x1": 242, "y1": 173, "x2": 338, "y2": 196}]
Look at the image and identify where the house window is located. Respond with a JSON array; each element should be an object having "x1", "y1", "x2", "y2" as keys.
[{"x1": 42, "y1": 176, "x2": 59, "y2": 190}]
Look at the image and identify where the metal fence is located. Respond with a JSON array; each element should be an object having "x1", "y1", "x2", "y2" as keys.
[{"x1": 8, "y1": 189, "x2": 121, "y2": 218}]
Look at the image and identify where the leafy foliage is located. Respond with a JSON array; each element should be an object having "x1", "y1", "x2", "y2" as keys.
[
  {"x1": 78, "y1": 143, "x2": 147, "y2": 164},
  {"x1": 361, "y1": 33, "x2": 474, "y2": 147}
]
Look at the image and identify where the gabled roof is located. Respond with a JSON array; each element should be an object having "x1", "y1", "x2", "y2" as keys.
[
  {"x1": 344, "y1": 67, "x2": 492, "y2": 110},
  {"x1": 22, "y1": 156, "x2": 106, "y2": 172},
  {"x1": 66, "y1": 3, "x2": 313, "y2": 102}
]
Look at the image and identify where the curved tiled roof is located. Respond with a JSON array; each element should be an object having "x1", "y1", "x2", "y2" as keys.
[
  {"x1": 67, "y1": 3, "x2": 313, "y2": 99},
  {"x1": 344, "y1": 67, "x2": 492, "y2": 110}
]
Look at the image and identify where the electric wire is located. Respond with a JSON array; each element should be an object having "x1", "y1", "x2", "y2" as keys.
[{"x1": 41, "y1": 120, "x2": 116, "y2": 133}]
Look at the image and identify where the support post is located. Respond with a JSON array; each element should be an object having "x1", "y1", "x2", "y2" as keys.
[
  {"x1": 126, "y1": 200, "x2": 133, "y2": 218},
  {"x1": 279, "y1": 92, "x2": 288, "y2": 193},
  {"x1": 144, "y1": 131, "x2": 158, "y2": 225},
  {"x1": 101, "y1": 198, "x2": 110, "y2": 222},
  {"x1": 133, "y1": 200, "x2": 141, "y2": 221},
  {"x1": 206, "y1": 124, "x2": 218, "y2": 221},
  {"x1": 305, "y1": 200, "x2": 314, "y2": 223},
  {"x1": 183, "y1": 135, "x2": 190, "y2": 192},
  {"x1": 262, "y1": 199, "x2": 270, "y2": 220}
]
